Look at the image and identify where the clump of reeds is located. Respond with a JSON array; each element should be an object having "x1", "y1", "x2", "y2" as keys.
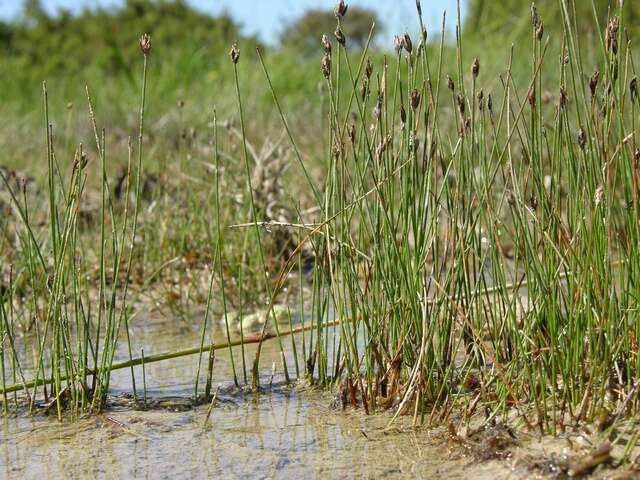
[
  {"x1": 0, "y1": 33, "x2": 153, "y2": 419},
  {"x1": 247, "y1": 0, "x2": 640, "y2": 438},
  {"x1": 3, "y1": 1, "x2": 640, "y2": 454}
]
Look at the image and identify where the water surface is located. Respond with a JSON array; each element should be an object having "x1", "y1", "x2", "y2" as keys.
[{"x1": 1, "y1": 312, "x2": 514, "y2": 479}]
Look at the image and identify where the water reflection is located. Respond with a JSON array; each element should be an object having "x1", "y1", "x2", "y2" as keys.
[
  {"x1": 0, "y1": 313, "x2": 506, "y2": 479},
  {"x1": 2, "y1": 385, "x2": 480, "y2": 479}
]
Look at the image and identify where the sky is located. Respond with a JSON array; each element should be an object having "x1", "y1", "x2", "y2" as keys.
[{"x1": 0, "y1": 0, "x2": 465, "y2": 45}]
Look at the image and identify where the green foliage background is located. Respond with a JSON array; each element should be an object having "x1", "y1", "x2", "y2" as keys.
[
  {"x1": 3, "y1": 0, "x2": 253, "y2": 76},
  {"x1": 0, "y1": 0, "x2": 637, "y2": 178},
  {"x1": 466, "y1": 0, "x2": 640, "y2": 40}
]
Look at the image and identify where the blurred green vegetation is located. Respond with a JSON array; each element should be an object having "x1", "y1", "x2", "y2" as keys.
[
  {"x1": 0, "y1": 0, "x2": 336, "y2": 178},
  {"x1": 466, "y1": 0, "x2": 640, "y2": 42},
  {"x1": 0, "y1": 0, "x2": 635, "y2": 180},
  {"x1": 3, "y1": 0, "x2": 254, "y2": 77},
  {"x1": 0, "y1": 0, "x2": 264, "y2": 115}
]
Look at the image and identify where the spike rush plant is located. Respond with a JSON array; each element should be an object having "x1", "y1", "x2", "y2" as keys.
[{"x1": 2, "y1": 0, "x2": 640, "y2": 444}]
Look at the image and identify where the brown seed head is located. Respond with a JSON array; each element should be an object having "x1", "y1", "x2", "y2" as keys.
[
  {"x1": 531, "y1": 3, "x2": 539, "y2": 27},
  {"x1": 375, "y1": 134, "x2": 392, "y2": 159},
  {"x1": 322, "y1": 34, "x2": 332, "y2": 54},
  {"x1": 332, "y1": 141, "x2": 344, "y2": 160},
  {"x1": 447, "y1": 75, "x2": 455, "y2": 92},
  {"x1": 230, "y1": 44, "x2": 240, "y2": 64},
  {"x1": 365, "y1": 58, "x2": 373, "y2": 79},
  {"x1": 416, "y1": 0, "x2": 422, "y2": 16},
  {"x1": 487, "y1": 94, "x2": 493, "y2": 116},
  {"x1": 348, "y1": 124, "x2": 356, "y2": 145},
  {"x1": 410, "y1": 89, "x2": 421, "y2": 111},
  {"x1": 393, "y1": 35, "x2": 402, "y2": 55},
  {"x1": 589, "y1": 70, "x2": 600, "y2": 98},
  {"x1": 334, "y1": 27, "x2": 346, "y2": 46},
  {"x1": 605, "y1": 16, "x2": 619, "y2": 55},
  {"x1": 577, "y1": 127, "x2": 587, "y2": 151},
  {"x1": 630, "y1": 77, "x2": 638, "y2": 103},
  {"x1": 559, "y1": 85, "x2": 568, "y2": 108},
  {"x1": 360, "y1": 79, "x2": 369, "y2": 101},
  {"x1": 139, "y1": 33, "x2": 151, "y2": 55},
  {"x1": 335, "y1": 0, "x2": 348, "y2": 18},
  {"x1": 478, "y1": 90, "x2": 485, "y2": 111},
  {"x1": 411, "y1": 134, "x2": 420, "y2": 154},
  {"x1": 81, "y1": 151, "x2": 89, "y2": 169},
  {"x1": 400, "y1": 104, "x2": 407, "y2": 124},
  {"x1": 471, "y1": 58, "x2": 480, "y2": 79},
  {"x1": 402, "y1": 32, "x2": 413, "y2": 55},
  {"x1": 373, "y1": 97, "x2": 382, "y2": 118},
  {"x1": 457, "y1": 94, "x2": 466, "y2": 116},
  {"x1": 322, "y1": 54, "x2": 332, "y2": 80},
  {"x1": 536, "y1": 21, "x2": 544, "y2": 41},
  {"x1": 528, "y1": 84, "x2": 536, "y2": 107}
]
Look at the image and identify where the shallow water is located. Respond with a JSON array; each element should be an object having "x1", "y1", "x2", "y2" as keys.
[
  {"x1": 0, "y1": 312, "x2": 516, "y2": 479},
  {"x1": 1, "y1": 387, "x2": 517, "y2": 479}
]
